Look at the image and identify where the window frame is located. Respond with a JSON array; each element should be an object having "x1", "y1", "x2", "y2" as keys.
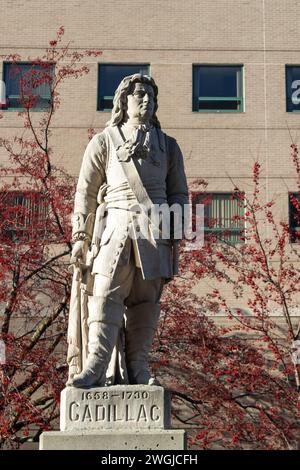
[
  {"x1": 97, "y1": 63, "x2": 151, "y2": 112},
  {"x1": 0, "y1": 190, "x2": 49, "y2": 243},
  {"x1": 191, "y1": 191, "x2": 245, "y2": 244},
  {"x1": 288, "y1": 192, "x2": 300, "y2": 244},
  {"x1": 192, "y1": 64, "x2": 244, "y2": 113},
  {"x1": 2, "y1": 61, "x2": 54, "y2": 111},
  {"x1": 285, "y1": 64, "x2": 300, "y2": 113}
]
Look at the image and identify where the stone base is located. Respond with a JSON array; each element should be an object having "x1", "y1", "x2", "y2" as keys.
[
  {"x1": 40, "y1": 429, "x2": 186, "y2": 450},
  {"x1": 40, "y1": 385, "x2": 186, "y2": 450}
]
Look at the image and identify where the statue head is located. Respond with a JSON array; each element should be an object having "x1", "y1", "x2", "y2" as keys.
[{"x1": 107, "y1": 74, "x2": 160, "y2": 128}]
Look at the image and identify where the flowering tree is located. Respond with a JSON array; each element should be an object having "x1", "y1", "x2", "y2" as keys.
[
  {"x1": 154, "y1": 148, "x2": 300, "y2": 450},
  {"x1": 0, "y1": 27, "x2": 101, "y2": 448},
  {"x1": 1, "y1": 28, "x2": 300, "y2": 452}
]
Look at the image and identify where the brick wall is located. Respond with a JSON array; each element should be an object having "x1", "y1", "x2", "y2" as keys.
[{"x1": 1, "y1": 0, "x2": 300, "y2": 305}]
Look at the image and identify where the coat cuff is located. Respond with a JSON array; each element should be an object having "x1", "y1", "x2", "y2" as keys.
[{"x1": 71, "y1": 212, "x2": 95, "y2": 242}]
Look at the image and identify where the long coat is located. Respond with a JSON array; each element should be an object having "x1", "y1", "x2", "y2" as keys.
[{"x1": 72, "y1": 125, "x2": 189, "y2": 281}]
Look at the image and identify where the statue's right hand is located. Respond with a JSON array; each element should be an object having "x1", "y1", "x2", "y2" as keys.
[{"x1": 71, "y1": 240, "x2": 89, "y2": 264}]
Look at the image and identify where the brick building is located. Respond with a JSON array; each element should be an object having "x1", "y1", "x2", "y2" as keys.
[{"x1": 1, "y1": 0, "x2": 300, "y2": 311}]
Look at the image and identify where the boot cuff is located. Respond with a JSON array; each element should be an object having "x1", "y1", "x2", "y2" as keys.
[{"x1": 88, "y1": 296, "x2": 124, "y2": 327}]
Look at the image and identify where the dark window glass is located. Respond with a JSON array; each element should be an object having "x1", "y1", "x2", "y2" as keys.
[
  {"x1": 3, "y1": 62, "x2": 54, "y2": 110},
  {"x1": 98, "y1": 64, "x2": 150, "y2": 111},
  {"x1": 191, "y1": 192, "x2": 245, "y2": 244},
  {"x1": 286, "y1": 66, "x2": 300, "y2": 112},
  {"x1": 198, "y1": 100, "x2": 240, "y2": 110},
  {"x1": 289, "y1": 193, "x2": 300, "y2": 243},
  {"x1": 193, "y1": 65, "x2": 243, "y2": 112}
]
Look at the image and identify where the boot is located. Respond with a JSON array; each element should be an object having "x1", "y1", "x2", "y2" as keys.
[
  {"x1": 72, "y1": 296, "x2": 123, "y2": 388},
  {"x1": 72, "y1": 321, "x2": 120, "y2": 387},
  {"x1": 125, "y1": 302, "x2": 160, "y2": 385}
]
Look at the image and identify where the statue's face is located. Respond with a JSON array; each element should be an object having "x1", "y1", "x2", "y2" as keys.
[{"x1": 126, "y1": 82, "x2": 155, "y2": 122}]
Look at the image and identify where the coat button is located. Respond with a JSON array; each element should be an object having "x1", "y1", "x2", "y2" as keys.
[{"x1": 119, "y1": 243, "x2": 124, "y2": 248}]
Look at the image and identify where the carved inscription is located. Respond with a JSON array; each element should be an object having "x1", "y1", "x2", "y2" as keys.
[
  {"x1": 60, "y1": 386, "x2": 170, "y2": 431},
  {"x1": 68, "y1": 389, "x2": 161, "y2": 424}
]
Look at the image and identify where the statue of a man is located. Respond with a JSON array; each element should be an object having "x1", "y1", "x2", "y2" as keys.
[{"x1": 67, "y1": 74, "x2": 188, "y2": 388}]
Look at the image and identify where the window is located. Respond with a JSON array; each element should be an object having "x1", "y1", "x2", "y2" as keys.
[
  {"x1": 193, "y1": 65, "x2": 244, "y2": 112},
  {"x1": 3, "y1": 62, "x2": 54, "y2": 110},
  {"x1": 0, "y1": 191, "x2": 49, "y2": 242},
  {"x1": 286, "y1": 66, "x2": 300, "y2": 112},
  {"x1": 192, "y1": 192, "x2": 245, "y2": 244},
  {"x1": 97, "y1": 64, "x2": 150, "y2": 111},
  {"x1": 289, "y1": 193, "x2": 300, "y2": 243}
]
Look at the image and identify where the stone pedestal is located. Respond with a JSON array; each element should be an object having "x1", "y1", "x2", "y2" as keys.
[{"x1": 40, "y1": 385, "x2": 186, "y2": 450}]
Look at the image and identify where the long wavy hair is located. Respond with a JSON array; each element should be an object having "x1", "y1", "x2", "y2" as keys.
[{"x1": 106, "y1": 74, "x2": 161, "y2": 128}]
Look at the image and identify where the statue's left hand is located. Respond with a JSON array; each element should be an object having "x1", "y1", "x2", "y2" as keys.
[{"x1": 70, "y1": 240, "x2": 89, "y2": 265}]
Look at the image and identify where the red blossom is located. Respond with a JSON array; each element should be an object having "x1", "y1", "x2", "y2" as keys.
[{"x1": 0, "y1": 28, "x2": 103, "y2": 449}]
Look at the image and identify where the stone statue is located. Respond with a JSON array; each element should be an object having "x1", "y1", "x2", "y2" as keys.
[{"x1": 67, "y1": 74, "x2": 188, "y2": 388}]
